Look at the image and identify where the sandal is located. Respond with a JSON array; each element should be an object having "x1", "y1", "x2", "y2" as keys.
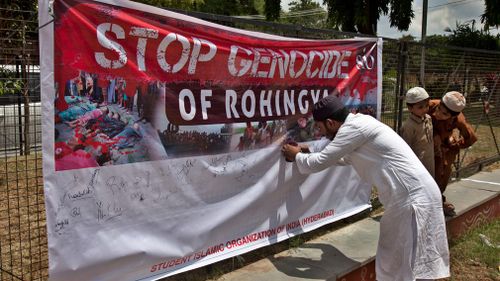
[{"x1": 443, "y1": 202, "x2": 456, "y2": 217}]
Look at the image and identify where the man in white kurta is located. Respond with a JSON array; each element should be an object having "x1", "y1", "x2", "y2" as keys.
[{"x1": 282, "y1": 96, "x2": 450, "y2": 281}]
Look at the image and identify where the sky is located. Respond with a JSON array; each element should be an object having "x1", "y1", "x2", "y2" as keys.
[{"x1": 281, "y1": 0, "x2": 499, "y2": 40}]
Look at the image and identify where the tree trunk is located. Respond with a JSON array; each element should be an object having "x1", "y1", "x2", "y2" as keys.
[{"x1": 357, "y1": 0, "x2": 376, "y2": 35}]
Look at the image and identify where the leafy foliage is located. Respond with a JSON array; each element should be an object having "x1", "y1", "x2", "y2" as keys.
[
  {"x1": 265, "y1": 0, "x2": 281, "y2": 21},
  {"x1": 198, "y1": 0, "x2": 241, "y2": 15},
  {"x1": 288, "y1": 0, "x2": 320, "y2": 13},
  {"x1": 481, "y1": 0, "x2": 500, "y2": 29},
  {"x1": 420, "y1": 22, "x2": 500, "y2": 102},
  {"x1": 134, "y1": 0, "x2": 259, "y2": 16},
  {"x1": 387, "y1": 0, "x2": 413, "y2": 31},
  {"x1": 0, "y1": 1, "x2": 38, "y2": 51},
  {"x1": 0, "y1": 67, "x2": 23, "y2": 96},
  {"x1": 425, "y1": 34, "x2": 450, "y2": 45},
  {"x1": 0, "y1": 0, "x2": 37, "y2": 11},
  {"x1": 132, "y1": 0, "x2": 201, "y2": 10},
  {"x1": 0, "y1": 1, "x2": 35, "y2": 96},
  {"x1": 239, "y1": 0, "x2": 259, "y2": 15},
  {"x1": 447, "y1": 21, "x2": 500, "y2": 51},
  {"x1": 282, "y1": 0, "x2": 327, "y2": 29},
  {"x1": 323, "y1": 0, "x2": 413, "y2": 35}
]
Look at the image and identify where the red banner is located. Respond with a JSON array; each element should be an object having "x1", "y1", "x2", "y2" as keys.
[{"x1": 54, "y1": 0, "x2": 379, "y2": 125}]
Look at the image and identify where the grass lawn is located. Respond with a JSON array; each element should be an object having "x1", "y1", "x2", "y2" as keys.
[
  {"x1": 0, "y1": 152, "x2": 47, "y2": 280},
  {"x1": 439, "y1": 218, "x2": 500, "y2": 281}
]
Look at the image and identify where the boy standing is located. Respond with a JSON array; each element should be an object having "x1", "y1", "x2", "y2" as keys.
[
  {"x1": 400, "y1": 87, "x2": 435, "y2": 177},
  {"x1": 429, "y1": 91, "x2": 477, "y2": 216}
]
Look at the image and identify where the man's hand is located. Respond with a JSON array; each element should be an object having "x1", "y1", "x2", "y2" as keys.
[
  {"x1": 447, "y1": 136, "x2": 463, "y2": 149},
  {"x1": 281, "y1": 143, "x2": 302, "y2": 162},
  {"x1": 298, "y1": 144, "x2": 310, "y2": 153}
]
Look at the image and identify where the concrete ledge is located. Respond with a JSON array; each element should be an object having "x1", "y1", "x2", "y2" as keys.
[
  {"x1": 217, "y1": 169, "x2": 500, "y2": 281},
  {"x1": 337, "y1": 194, "x2": 498, "y2": 281}
]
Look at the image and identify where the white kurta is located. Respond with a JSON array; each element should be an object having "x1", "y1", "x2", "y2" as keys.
[{"x1": 295, "y1": 113, "x2": 450, "y2": 281}]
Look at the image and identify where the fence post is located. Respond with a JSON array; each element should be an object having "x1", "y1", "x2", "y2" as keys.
[
  {"x1": 21, "y1": 22, "x2": 31, "y2": 155},
  {"x1": 16, "y1": 57, "x2": 24, "y2": 155},
  {"x1": 394, "y1": 41, "x2": 408, "y2": 132}
]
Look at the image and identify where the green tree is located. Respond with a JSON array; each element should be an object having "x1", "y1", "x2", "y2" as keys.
[
  {"x1": 240, "y1": 0, "x2": 259, "y2": 15},
  {"x1": 423, "y1": 22, "x2": 500, "y2": 106},
  {"x1": 136, "y1": 0, "x2": 259, "y2": 16},
  {"x1": 265, "y1": 0, "x2": 281, "y2": 21},
  {"x1": 446, "y1": 21, "x2": 500, "y2": 51},
  {"x1": 481, "y1": 0, "x2": 500, "y2": 30},
  {"x1": 425, "y1": 34, "x2": 450, "y2": 46},
  {"x1": 323, "y1": 0, "x2": 414, "y2": 35},
  {"x1": 0, "y1": 68, "x2": 23, "y2": 96},
  {"x1": 199, "y1": 0, "x2": 241, "y2": 15},
  {"x1": 133, "y1": 0, "x2": 200, "y2": 10},
  {"x1": 0, "y1": 1, "x2": 37, "y2": 154},
  {"x1": 0, "y1": 0, "x2": 37, "y2": 13},
  {"x1": 254, "y1": 0, "x2": 266, "y2": 14},
  {"x1": 321, "y1": 0, "x2": 500, "y2": 37},
  {"x1": 282, "y1": 0, "x2": 327, "y2": 29},
  {"x1": 0, "y1": 0, "x2": 38, "y2": 47}
]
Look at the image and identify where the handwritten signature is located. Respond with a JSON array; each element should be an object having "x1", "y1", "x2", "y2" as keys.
[
  {"x1": 96, "y1": 201, "x2": 123, "y2": 222},
  {"x1": 54, "y1": 218, "x2": 69, "y2": 233}
]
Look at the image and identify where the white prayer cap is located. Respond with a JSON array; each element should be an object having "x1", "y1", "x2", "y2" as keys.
[
  {"x1": 406, "y1": 87, "x2": 429, "y2": 104},
  {"x1": 442, "y1": 91, "x2": 466, "y2": 113}
]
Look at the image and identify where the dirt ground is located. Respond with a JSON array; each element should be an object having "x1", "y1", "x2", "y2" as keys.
[{"x1": 439, "y1": 258, "x2": 499, "y2": 281}]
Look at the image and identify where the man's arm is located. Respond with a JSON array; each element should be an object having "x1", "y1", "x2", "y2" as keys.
[
  {"x1": 294, "y1": 122, "x2": 365, "y2": 174},
  {"x1": 453, "y1": 114, "x2": 477, "y2": 149}
]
